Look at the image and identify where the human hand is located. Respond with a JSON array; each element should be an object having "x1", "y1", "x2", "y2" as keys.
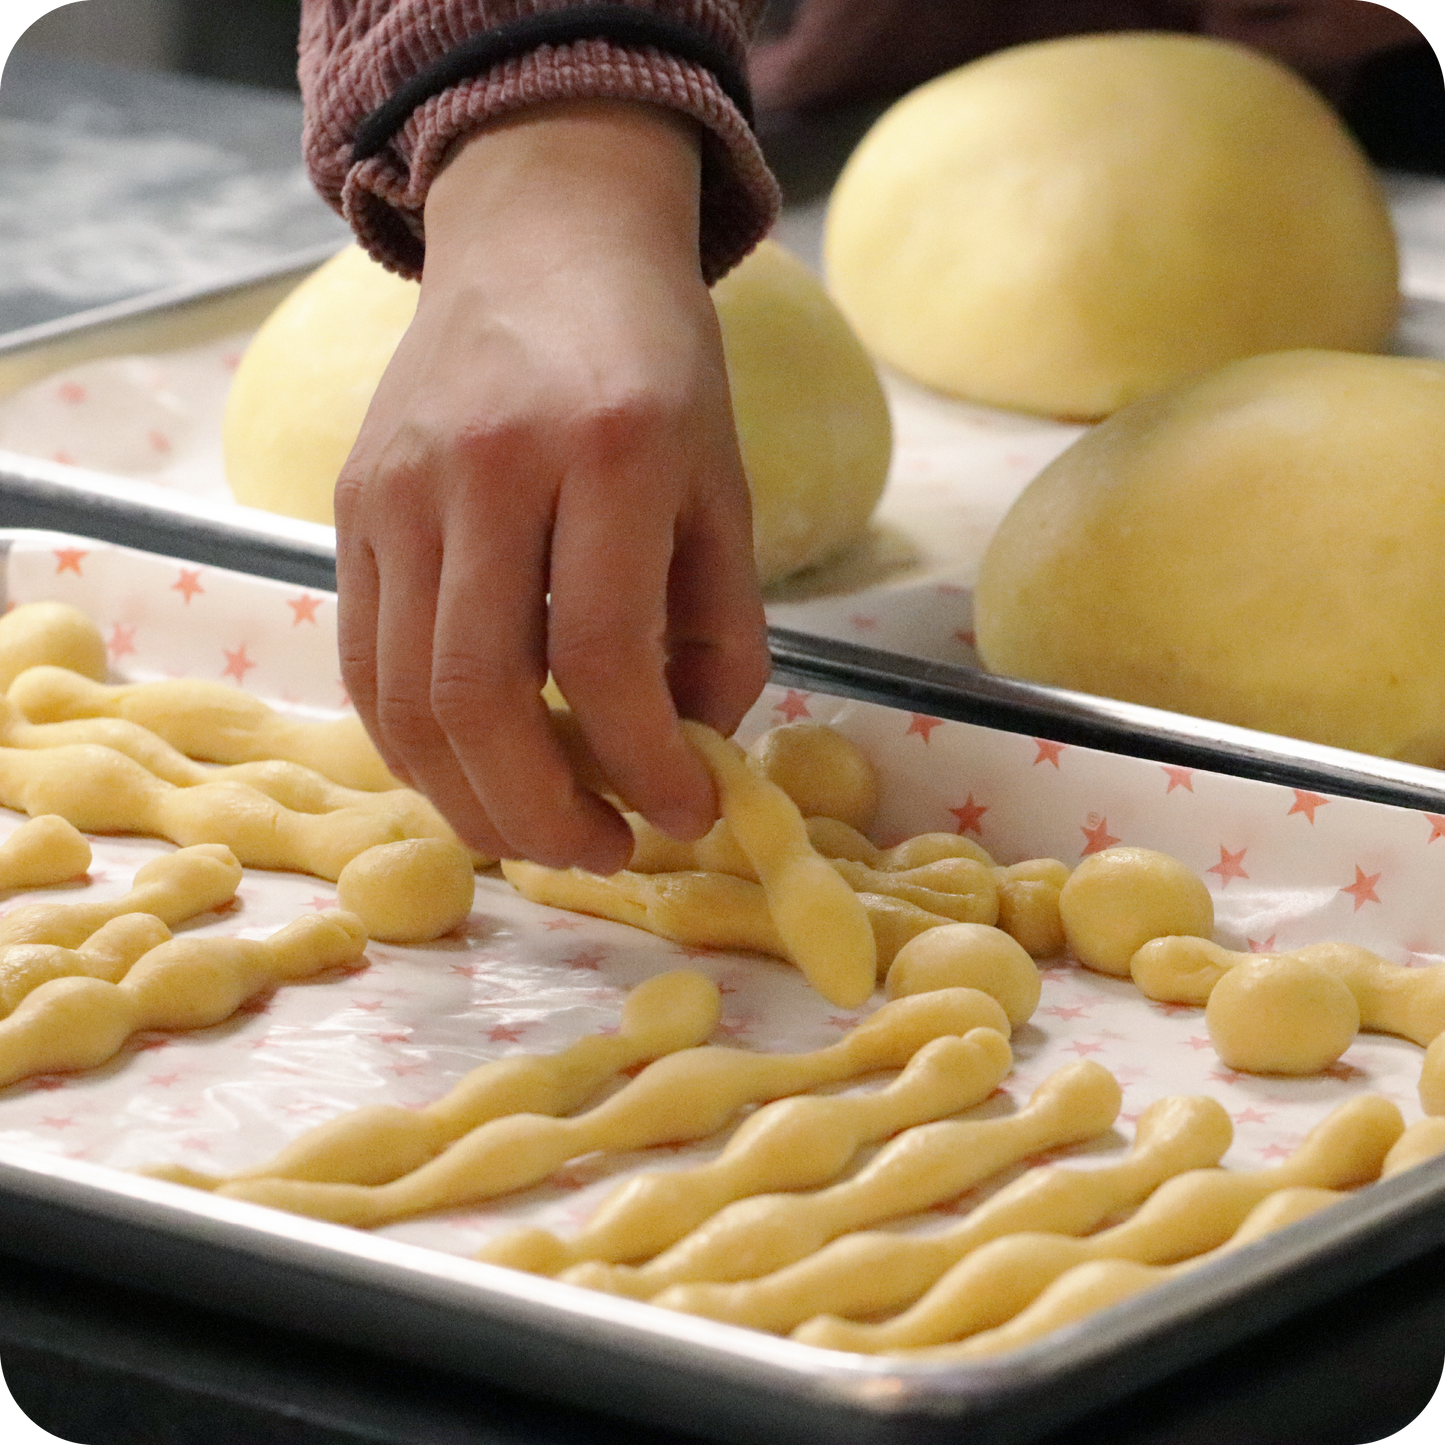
[{"x1": 333, "y1": 100, "x2": 770, "y2": 875}]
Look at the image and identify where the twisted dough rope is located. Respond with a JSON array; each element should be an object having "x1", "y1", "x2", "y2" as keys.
[
  {"x1": 0, "y1": 910, "x2": 367, "y2": 1086},
  {"x1": 0, "y1": 815, "x2": 91, "y2": 892},
  {"x1": 144, "y1": 970, "x2": 723, "y2": 1191},
  {"x1": 563, "y1": 1059, "x2": 1122, "y2": 1301},
  {"x1": 794, "y1": 1093, "x2": 1403, "y2": 1351},
  {"x1": 475, "y1": 1030, "x2": 1014, "y2": 1275},
  {"x1": 0, "y1": 843, "x2": 241, "y2": 950},
  {"x1": 655, "y1": 1093, "x2": 1233, "y2": 1333},
  {"x1": 1132, "y1": 936, "x2": 1445, "y2": 1048},
  {"x1": 1, "y1": 913, "x2": 172, "y2": 1015},
  {"x1": 0, "y1": 743, "x2": 408, "y2": 881},
  {"x1": 7, "y1": 666, "x2": 400, "y2": 793},
  {"x1": 213, "y1": 987, "x2": 1012, "y2": 1227}
]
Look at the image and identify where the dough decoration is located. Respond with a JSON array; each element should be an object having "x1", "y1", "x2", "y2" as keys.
[
  {"x1": 144, "y1": 970, "x2": 723, "y2": 1191},
  {"x1": 794, "y1": 1093, "x2": 1401, "y2": 1351},
  {"x1": 0, "y1": 912, "x2": 172, "y2": 1016},
  {"x1": 0, "y1": 603, "x2": 107, "y2": 691},
  {"x1": 7, "y1": 666, "x2": 400, "y2": 793},
  {"x1": 335, "y1": 837, "x2": 477, "y2": 943},
  {"x1": 212, "y1": 988, "x2": 1012, "y2": 1227},
  {"x1": 1133, "y1": 937, "x2": 1445, "y2": 1048},
  {"x1": 655, "y1": 1093, "x2": 1232, "y2": 1334},
  {"x1": 827, "y1": 856, "x2": 998, "y2": 926},
  {"x1": 564, "y1": 1059, "x2": 1121, "y2": 1301},
  {"x1": 0, "y1": 815, "x2": 92, "y2": 892},
  {"x1": 0, "y1": 910, "x2": 367, "y2": 1085},
  {"x1": 1384, "y1": 1116, "x2": 1445, "y2": 1176},
  {"x1": 884, "y1": 922, "x2": 1042, "y2": 1026},
  {"x1": 0, "y1": 742, "x2": 407, "y2": 881},
  {"x1": 475, "y1": 1029, "x2": 1013, "y2": 1275},
  {"x1": 1205, "y1": 956, "x2": 1361, "y2": 1075},
  {"x1": 746, "y1": 722, "x2": 878, "y2": 833},
  {"x1": 1059, "y1": 847, "x2": 1214, "y2": 977},
  {"x1": 0, "y1": 843, "x2": 241, "y2": 951},
  {"x1": 993, "y1": 858, "x2": 1070, "y2": 959}
]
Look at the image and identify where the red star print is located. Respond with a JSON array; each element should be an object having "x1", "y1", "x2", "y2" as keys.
[
  {"x1": 1185, "y1": 1036, "x2": 1213, "y2": 1050},
  {"x1": 107, "y1": 623, "x2": 138, "y2": 659},
  {"x1": 849, "y1": 614, "x2": 880, "y2": 631},
  {"x1": 52, "y1": 449, "x2": 76, "y2": 465},
  {"x1": 388, "y1": 1061, "x2": 425, "y2": 1076},
  {"x1": 773, "y1": 690, "x2": 812, "y2": 723},
  {"x1": 953, "y1": 628, "x2": 977, "y2": 649},
  {"x1": 449, "y1": 963, "x2": 483, "y2": 979},
  {"x1": 950, "y1": 795, "x2": 988, "y2": 835},
  {"x1": 1258, "y1": 1142, "x2": 1294, "y2": 1161},
  {"x1": 288, "y1": 593, "x2": 323, "y2": 625},
  {"x1": 39, "y1": 1116, "x2": 77, "y2": 1129},
  {"x1": 221, "y1": 643, "x2": 256, "y2": 683},
  {"x1": 1340, "y1": 866, "x2": 1382, "y2": 911},
  {"x1": 1425, "y1": 815, "x2": 1445, "y2": 844},
  {"x1": 53, "y1": 548, "x2": 86, "y2": 575},
  {"x1": 1233, "y1": 1108, "x2": 1271, "y2": 1125},
  {"x1": 56, "y1": 381, "x2": 87, "y2": 403},
  {"x1": 302, "y1": 895, "x2": 335, "y2": 911},
  {"x1": 907, "y1": 714, "x2": 945, "y2": 743},
  {"x1": 1080, "y1": 818, "x2": 1121, "y2": 855},
  {"x1": 166, "y1": 1103, "x2": 202, "y2": 1119},
  {"x1": 1034, "y1": 739, "x2": 1065, "y2": 768},
  {"x1": 172, "y1": 569, "x2": 204, "y2": 603},
  {"x1": 146, "y1": 1073, "x2": 183, "y2": 1088},
  {"x1": 487, "y1": 1024, "x2": 527, "y2": 1043},
  {"x1": 1041, "y1": 1005, "x2": 1089, "y2": 1021},
  {"x1": 1064, "y1": 1040, "x2": 1104, "y2": 1056},
  {"x1": 1287, "y1": 791, "x2": 1330, "y2": 824},
  {"x1": 351, "y1": 999, "x2": 385, "y2": 1012},
  {"x1": 567, "y1": 948, "x2": 607, "y2": 970},
  {"x1": 1207, "y1": 846, "x2": 1249, "y2": 886},
  {"x1": 1162, "y1": 766, "x2": 1194, "y2": 793},
  {"x1": 672, "y1": 943, "x2": 717, "y2": 960},
  {"x1": 1208, "y1": 1068, "x2": 1247, "y2": 1086},
  {"x1": 1247, "y1": 935, "x2": 1277, "y2": 953},
  {"x1": 375, "y1": 1030, "x2": 412, "y2": 1044},
  {"x1": 542, "y1": 916, "x2": 582, "y2": 931}
]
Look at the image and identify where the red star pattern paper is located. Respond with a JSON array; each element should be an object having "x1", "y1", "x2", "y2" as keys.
[
  {"x1": 773, "y1": 690, "x2": 812, "y2": 723},
  {"x1": 1161, "y1": 766, "x2": 1194, "y2": 793},
  {"x1": 1034, "y1": 739, "x2": 1066, "y2": 768},
  {"x1": 1080, "y1": 818, "x2": 1121, "y2": 854},
  {"x1": 1341, "y1": 867, "x2": 1383, "y2": 911},
  {"x1": 1208, "y1": 846, "x2": 1250, "y2": 886},
  {"x1": 1288, "y1": 791, "x2": 1330, "y2": 824},
  {"x1": 949, "y1": 795, "x2": 989, "y2": 835},
  {"x1": 172, "y1": 568, "x2": 205, "y2": 603},
  {"x1": 906, "y1": 713, "x2": 945, "y2": 743}
]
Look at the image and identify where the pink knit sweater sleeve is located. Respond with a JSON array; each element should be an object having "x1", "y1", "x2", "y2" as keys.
[{"x1": 299, "y1": 1, "x2": 780, "y2": 284}]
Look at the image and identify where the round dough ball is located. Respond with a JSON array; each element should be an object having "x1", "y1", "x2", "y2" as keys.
[
  {"x1": 336, "y1": 837, "x2": 476, "y2": 944},
  {"x1": 885, "y1": 922, "x2": 1041, "y2": 1026},
  {"x1": 1206, "y1": 958, "x2": 1360, "y2": 1076},
  {"x1": 1059, "y1": 846, "x2": 1213, "y2": 978},
  {"x1": 224, "y1": 241, "x2": 891, "y2": 586},
  {"x1": 976, "y1": 350, "x2": 1445, "y2": 764},
  {"x1": 824, "y1": 33, "x2": 1397, "y2": 420},
  {"x1": 0, "y1": 602, "x2": 107, "y2": 690},
  {"x1": 1421, "y1": 1033, "x2": 1445, "y2": 1118},
  {"x1": 748, "y1": 722, "x2": 878, "y2": 831}
]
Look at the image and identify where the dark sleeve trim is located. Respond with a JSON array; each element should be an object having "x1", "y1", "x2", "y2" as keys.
[{"x1": 352, "y1": 3, "x2": 755, "y2": 162}]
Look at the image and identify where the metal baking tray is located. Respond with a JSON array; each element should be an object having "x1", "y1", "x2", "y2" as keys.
[{"x1": 0, "y1": 522, "x2": 1444, "y2": 1445}]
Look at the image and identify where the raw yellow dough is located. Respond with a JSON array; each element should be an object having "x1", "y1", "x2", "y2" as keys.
[
  {"x1": 0, "y1": 603, "x2": 107, "y2": 691},
  {"x1": 797, "y1": 1093, "x2": 1400, "y2": 1351},
  {"x1": 824, "y1": 34, "x2": 1397, "y2": 420},
  {"x1": 746, "y1": 723, "x2": 878, "y2": 833},
  {"x1": 0, "y1": 815, "x2": 91, "y2": 891},
  {"x1": 1058, "y1": 847, "x2": 1213, "y2": 977},
  {"x1": 0, "y1": 910, "x2": 367, "y2": 1085},
  {"x1": 885, "y1": 922, "x2": 1041, "y2": 1027},
  {"x1": 146, "y1": 969, "x2": 722, "y2": 1190},
  {"x1": 0, "y1": 913, "x2": 171, "y2": 1015},
  {"x1": 975, "y1": 352, "x2": 1445, "y2": 766},
  {"x1": 993, "y1": 858, "x2": 1069, "y2": 958},
  {"x1": 1385, "y1": 1116, "x2": 1445, "y2": 1175},
  {"x1": 656, "y1": 1093, "x2": 1232, "y2": 1333},
  {"x1": 336, "y1": 838, "x2": 476, "y2": 943},
  {"x1": 565, "y1": 1059, "x2": 1120, "y2": 1300},
  {"x1": 476, "y1": 1028, "x2": 1010, "y2": 1275},
  {"x1": 1205, "y1": 957, "x2": 1361, "y2": 1075},
  {"x1": 216, "y1": 987, "x2": 1011, "y2": 1226},
  {"x1": 8, "y1": 666, "x2": 401, "y2": 793},
  {"x1": 224, "y1": 241, "x2": 891, "y2": 586},
  {"x1": 1420, "y1": 1033, "x2": 1445, "y2": 1116}
]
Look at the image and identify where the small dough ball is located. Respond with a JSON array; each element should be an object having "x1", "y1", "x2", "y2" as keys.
[
  {"x1": 824, "y1": 32, "x2": 1397, "y2": 420},
  {"x1": 336, "y1": 838, "x2": 476, "y2": 944},
  {"x1": 749, "y1": 723, "x2": 878, "y2": 832},
  {"x1": 885, "y1": 922, "x2": 1041, "y2": 1026},
  {"x1": 225, "y1": 241, "x2": 891, "y2": 586},
  {"x1": 976, "y1": 351, "x2": 1445, "y2": 765},
  {"x1": 1421, "y1": 1033, "x2": 1445, "y2": 1117},
  {"x1": 1206, "y1": 958, "x2": 1360, "y2": 1076},
  {"x1": 0, "y1": 603, "x2": 107, "y2": 690},
  {"x1": 994, "y1": 858, "x2": 1070, "y2": 960},
  {"x1": 1059, "y1": 846, "x2": 1212, "y2": 977},
  {"x1": 0, "y1": 815, "x2": 92, "y2": 888}
]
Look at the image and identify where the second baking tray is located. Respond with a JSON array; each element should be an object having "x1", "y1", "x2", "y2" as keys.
[{"x1": 0, "y1": 527, "x2": 1443, "y2": 1445}]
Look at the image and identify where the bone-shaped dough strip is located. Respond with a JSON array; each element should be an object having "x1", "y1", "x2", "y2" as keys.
[
  {"x1": 0, "y1": 912, "x2": 172, "y2": 1015},
  {"x1": 476, "y1": 1029, "x2": 1013, "y2": 1274},
  {"x1": 680, "y1": 722, "x2": 876, "y2": 1008},
  {"x1": 145, "y1": 970, "x2": 722, "y2": 1191},
  {"x1": 564, "y1": 1059, "x2": 1122, "y2": 1301},
  {"x1": 215, "y1": 987, "x2": 1013, "y2": 1227},
  {"x1": 908, "y1": 1186, "x2": 1347, "y2": 1361},
  {"x1": 0, "y1": 743, "x2": 406, "y2": 881},
  {"x1": 0, "y1": 843, "x2": 241, "y2": 949},
  {"x1": 0, "y1": 815, "x2": 91, "y2": 891},
  {"x1": 793, "y1": 1093, "x2": 1403, "y2": 1351},
  {"x1": 1133, "y1": 936, "x2": 1445, "y2": 1047},
  {"x1": 655, "y1": 1093, "x2": 1232, "y2": 1333},
  {"x1": 8, "y1": 667, "x2": 401, "y2": 793},
  {"x1": 0, "y1": 910, "x2": 367, "y2": 1085}
]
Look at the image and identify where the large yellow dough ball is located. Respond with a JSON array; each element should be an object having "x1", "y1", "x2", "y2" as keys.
[
  {"x1": 975, "y1": 350, "x2": 1445, "y2": 765},
  {"x1": 223, "y1": 241, "x2": 891, "y2": 586},
  {"x1": 824, "y1": 33, "x2": 1398, "y2": 420}
]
